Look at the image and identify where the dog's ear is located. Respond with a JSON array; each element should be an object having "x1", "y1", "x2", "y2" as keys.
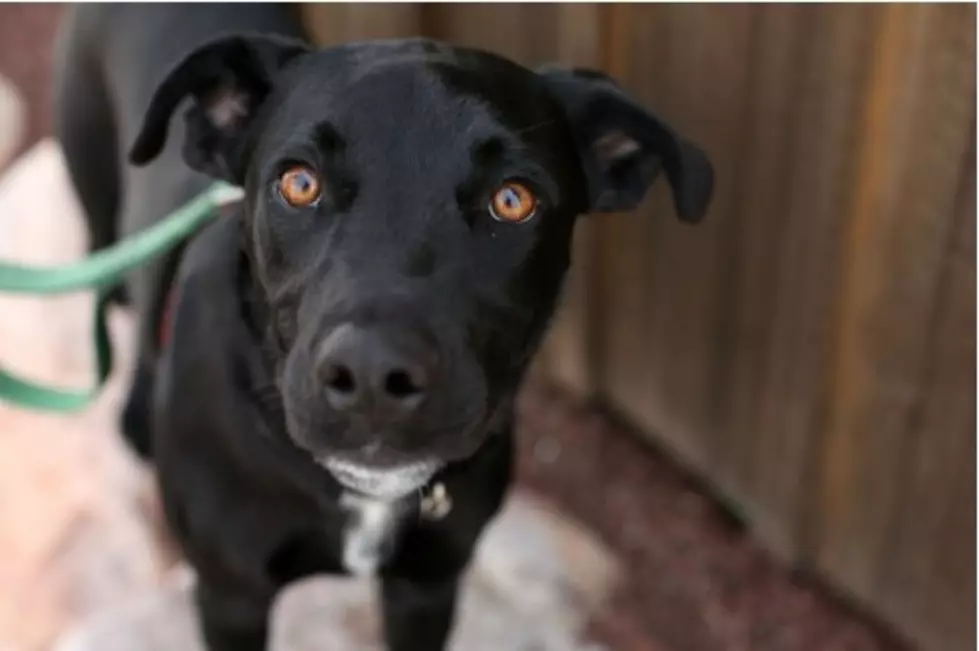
[
  {"x1": 537, "y1": 65, "x2": 714, "y2": 222},
  {"x1": 129, "y1": 34, "x2": 310, "y2": 183}
]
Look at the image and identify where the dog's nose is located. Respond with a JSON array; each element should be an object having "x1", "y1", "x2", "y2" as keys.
[{"x1": 315, "y1": 323, "x2": 435, "y2": 420}]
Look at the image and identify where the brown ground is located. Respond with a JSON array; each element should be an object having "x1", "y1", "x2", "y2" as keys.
[
  {"x1": 516, "y1": 382, "x2": 912, "y2": 651},
  {"x1": 0, "y1": 5, "x2": 914, "y2": 651}
]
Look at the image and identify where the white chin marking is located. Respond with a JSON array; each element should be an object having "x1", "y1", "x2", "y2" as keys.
[{"x1": 321, "y1": 458, "x2": 440, "y2": 500}]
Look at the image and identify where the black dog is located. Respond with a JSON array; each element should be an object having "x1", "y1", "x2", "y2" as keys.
[{"x1": 53, "y1": 4, "x2": 713, "y2": 650}]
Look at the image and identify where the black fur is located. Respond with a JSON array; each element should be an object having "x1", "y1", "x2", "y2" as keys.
[{"x1": 53, "y1": 5, "x2": 714, "y2": 651}]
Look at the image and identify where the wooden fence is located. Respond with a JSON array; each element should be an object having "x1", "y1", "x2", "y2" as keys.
[{"x1": 299, "y1": 5, "x2": 976, "y2": 651}]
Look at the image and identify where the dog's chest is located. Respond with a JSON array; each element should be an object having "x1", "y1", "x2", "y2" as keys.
[
  {"x1": 337, "y1": 485, "x2": 452, "y2": 576},
  {"x1": 339, "y1": 492, "x2": 407, "y2": 576}
]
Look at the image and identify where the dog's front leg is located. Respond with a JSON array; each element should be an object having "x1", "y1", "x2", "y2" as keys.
[
  {"x1": 381, "y1": 575, "x2": 460, "y2": 651},
  {"x1": 195, "y1": 578, "x2": 274, "y2": 651}
]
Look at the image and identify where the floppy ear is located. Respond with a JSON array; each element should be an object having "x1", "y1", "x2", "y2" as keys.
[
  {"x1": 537, "y1": 65, "x2": 714, "y2": 222},
  {"x1": 129, "y1": 33, "x2": 310, "y2": 183}
]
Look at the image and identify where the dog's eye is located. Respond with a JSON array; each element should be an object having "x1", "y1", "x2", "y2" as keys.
[
  {"x1": 278, "y1": 165, "x2": 322, "y2": 207},
  {"x1": 489, "y1": 181, "x2": 537, "y2": 223}
]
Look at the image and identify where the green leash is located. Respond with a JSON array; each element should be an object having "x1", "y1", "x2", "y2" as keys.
[{"x1": 0, "y1": 182, "x2": 244, "y2": 413}]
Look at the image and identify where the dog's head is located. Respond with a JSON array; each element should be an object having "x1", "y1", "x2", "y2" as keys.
[{"x1": 130, "y1": 35, "x2": 714, "y2": 499}]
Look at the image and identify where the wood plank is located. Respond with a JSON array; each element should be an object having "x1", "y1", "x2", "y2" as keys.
[
  {"x1": 419, "y1": 4, "x2": 558, "y2": 66},
  {"x1": 930, "y1": 452, "x2": 977, "y2": 651},
  {"x1": 591, "y1": 3, "x2": 672, "y2": 420},
  {"x1": 814, "y1": 0, "x2": 977, "y2": 605},
  {"x1": 742, "y1": 4, "x2": 879, "y2": 559},
  {"x1": 535, "y1": 4, "x2": 603, "y2": 394},
  {"x1": 643, "y1": 4, "x2": 753, "y2": 464},
  {"x1": 300, "y1": 3, "x2": 422, "y2": 45},
  {"x1": 597, "y1": 4, "x2": 753, "y2": 470},
  {"x1": 874, "y1": 120, "x2": 976, "y2": 651},
  {"x1": 701, "y1": 3, "x2": 815, "y2": 527}
]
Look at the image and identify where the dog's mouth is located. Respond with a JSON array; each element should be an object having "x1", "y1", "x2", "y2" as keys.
[{"x1": 318, "y1": 457, "x2": 442, "y2": 500}]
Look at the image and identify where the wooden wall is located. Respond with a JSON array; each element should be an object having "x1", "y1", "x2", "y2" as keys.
[{"x1": 299, "y1": 5, "x2": 976, "y2": 651}]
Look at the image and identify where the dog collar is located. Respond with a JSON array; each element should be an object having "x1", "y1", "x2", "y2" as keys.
[{"x1": 338, "y1": 481, "x2": 452, "y2": 522}]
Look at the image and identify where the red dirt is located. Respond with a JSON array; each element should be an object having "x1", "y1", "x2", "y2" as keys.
[{"x1": 515, "y1": 381, "x2": 914, "y2": 651}]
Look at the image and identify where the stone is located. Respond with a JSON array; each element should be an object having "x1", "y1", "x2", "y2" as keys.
[
  {"x1": 54, "y1": 493, "x2": 619, "y2": 651},
  {"x1": 0, "y1": 141, "x2": 171, "y2": 651}
]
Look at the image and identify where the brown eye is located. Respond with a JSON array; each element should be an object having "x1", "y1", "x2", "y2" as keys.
[
  {"x1": 278, "y1": 165, "x2": 322, "y2": 207},
  {"x1": 489, "y1": 181, "x2": 537, "y2": 223}
]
